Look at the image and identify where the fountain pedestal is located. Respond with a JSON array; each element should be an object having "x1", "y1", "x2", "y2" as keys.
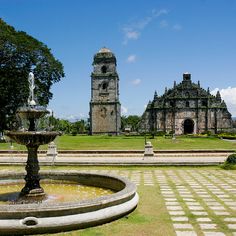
[{"x1": 21, "y1": 145, "x2": 44, "y2": 197}]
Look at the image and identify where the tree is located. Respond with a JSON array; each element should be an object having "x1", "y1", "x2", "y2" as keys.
[
  {"x1": 57, "y1": 119, "x2": 71, "y2": 134},
  {"x1": 121, "y1": 115, "x2": 141, "y2": 132},
  {"x1": 0, "y1": 19, "x2": 65, "y2": 132}
]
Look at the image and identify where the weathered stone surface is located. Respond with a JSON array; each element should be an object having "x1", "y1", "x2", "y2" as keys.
[
  {"x1": 171, "y1": 216, "x2": 189, "y2": 222},
  {"x1": 203, "y1": 232, "x2": 225, "y2": 236},
  {"x1": 224, "y1": 218, "x2": 236, "y2": 222},
  {"x1": 227, "y1": 224, "x2": 236, "y2": 229},
  {"x1": 175, "y1": 231, "x2": 197, "y2": 236},
  {"x1": 188, "y1": 206, "x2": 204, "y2": 210},
  {"x1": 90, "y1": 47, "x2": 121, "y2": 135},
  {"x1": 169, "y1": 211, "x2": 186, "y2": 215},
  {"x1": 167, "y1": 206, "x2": 183, "y2": 211},
  {"x1": 140, "y1": 73, "x2": 232, "y2": 134},
  {"x1": 199, "y1": 224, "x2": 217, "y2": 229},
  {"x1": 191, "y1": 211, "x2": 208, "y2": 216},
  {"x1": 173, "y1": 223, "x2": 193, "y2": 229},
  {"x1": 196, "y1": 217, "x2": 212, "y2": 222}
]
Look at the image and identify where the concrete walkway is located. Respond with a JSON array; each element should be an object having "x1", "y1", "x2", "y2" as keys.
[{"x1": 0, "y1": 150, "x2": 233, "y2": 166}]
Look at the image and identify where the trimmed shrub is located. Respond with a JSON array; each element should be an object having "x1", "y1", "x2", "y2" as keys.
[
  {"x1": 218, "y1": 133, "x2": 236, "y2": 140},
  {"x1": 156, "y1": 131, "x2": 166, "y2": 136},
  {"x1": 201, "y1": 130, "x2": 212, "y2": 136},
  {"x1": 226, "y1": 153, "x2": 236, "y2": 164},
  {"x1": 221, "y1": 153, "x2": 236, "y2": 170}
]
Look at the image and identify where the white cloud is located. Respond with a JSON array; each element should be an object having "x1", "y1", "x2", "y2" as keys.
[
  {"x1": 126, "y1": 54, "x2": 137, "y2": 63},
  {"x1": 121, "y1": 106, "x2": 128, "y2": 115},
  {"x1": 126, "y1": 30, "x2": 140, "y2": 39},
  {"x1": 122, "y1": 29, "x2": 140, "y2": 45},
  {"x1": 57, "y1": 113, "x2": 88, "y2": 122},
  {"x1": 159, "y1": 20, "x2": 168, "y2": 28},
  {"x1": 131, "y1": 79, "x2": 141, "y2": 85},
  {"x1": 122, "y1": 8, "x2": 168, "y2": 44},
  {"x1": 152, "y1": 9, "x2": 168, "y2": 17},
  {"x1": 173, "y1": 24, "x2": 182, "y2": 31},
  {"x1": 211, "y1": 87, "x2": 236, "y2": 116}
]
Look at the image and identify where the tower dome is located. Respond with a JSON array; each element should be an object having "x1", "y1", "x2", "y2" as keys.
[
  {"x1": 98, "y1": 47, "x2": 112, "y2": 53},
  {"x1": 93, "y1": 47, "x2": 116, "y2": 65}
]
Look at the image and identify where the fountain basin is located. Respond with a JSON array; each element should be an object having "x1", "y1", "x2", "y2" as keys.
[
  {"x1": 5, "y1": 131, "x2": 59, "y2": 146},
  {"x1": 17, "y1": 107, "x2": 49, "y2": 120},
  {"x1": 0, "y1": 171, "x2": 139, "y2": 235}
]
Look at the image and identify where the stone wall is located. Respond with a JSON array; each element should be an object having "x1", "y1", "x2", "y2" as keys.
[{"x1": 90, "y1": 103, "x2": 121, "y2": 134}]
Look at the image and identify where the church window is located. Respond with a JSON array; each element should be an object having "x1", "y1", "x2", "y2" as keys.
[
  {"x1": 101, "y1": 65, "x2": 107, "y2": 73},
  {"x1": 102, "y1": 82, "x2": 108, "y2": 90},
  {"x1": 186, "y1": 101, "x2": 190, "y2": 107},
  {"x1": 202, "y1": 100, "x2": 207, "y2": 106}
]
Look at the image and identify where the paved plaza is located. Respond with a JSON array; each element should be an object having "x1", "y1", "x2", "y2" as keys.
[
  {"x1": 82, "y1": 168, "x2": 236, "y2": 236},
  {"x1": 1, "y1": 166, "x2": 236, "y2": 235}
]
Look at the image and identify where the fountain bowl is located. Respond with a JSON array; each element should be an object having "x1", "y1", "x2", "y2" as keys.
[
  {"x1": 17, "y1": 107, "x2": 49, "y2": 120},
  {"x1": 0, "y1": 171, "x2": 139, "y2": 235},
  {"x1": 5, "y1": 131, "x2": 59, "y2": 146}
]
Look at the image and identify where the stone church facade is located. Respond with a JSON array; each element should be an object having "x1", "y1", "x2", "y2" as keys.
[
  {"x1": 140, "y1": 73, "x2": 232, "y2": 135},
  {"x1": 89, "y1": 48, "x2": 121, "y2": 135}
]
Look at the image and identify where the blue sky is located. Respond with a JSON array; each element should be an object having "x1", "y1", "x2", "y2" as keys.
[{"x1": 1, "y1": 0, "x2": 236, "y2": 119}]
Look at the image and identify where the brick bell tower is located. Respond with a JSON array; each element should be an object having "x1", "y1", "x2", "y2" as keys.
[{"x1": 89, "y1": 47, "x2": 121, "y2": 135}]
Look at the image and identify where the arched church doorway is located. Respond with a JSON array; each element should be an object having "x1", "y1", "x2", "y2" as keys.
[{"x1": 184, "y1": 119, "x2": 194, "y2": 134}]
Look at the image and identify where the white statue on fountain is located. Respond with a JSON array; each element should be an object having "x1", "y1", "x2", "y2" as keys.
[{"x1": 28, "y1": 72, "x2": 36, "y2": 106}]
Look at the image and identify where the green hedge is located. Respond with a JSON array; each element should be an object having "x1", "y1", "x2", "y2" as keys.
[{"x1": 226, "y1": 154, "x2": 236, "y2": 164}]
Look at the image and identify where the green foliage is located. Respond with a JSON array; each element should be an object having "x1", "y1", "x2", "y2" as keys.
[
  {"x1": 156, "y1": 131, "x2": 166, "y2": 136},
  {"x1": 218, "y1": 133, "x2": 236, "y2": 140},
  {"x1": 221, "y1": 153, "x2": 236, "y2": 170},
  {"x1": 0, "y1": 19, "x2": 65, "y2": 132},
  {"x1": 226, "y1": 153, "x2": 236, "y2": 164},
  {"x1": 43, "y1": 116, "x2": 89, "y2": 135},
  {"x1": 201, "y1": 130, "x2": 212, "y2": 136},
  {"x1": 121, "y1": 115, "x2": 141, "y2": 132},
  {"x1": 56, "y1": 119, "x2": 71, "y2": 134},
  {"x1": 71, "y1": 129, "x2": 77, "y2": 136},
  {"x1": 71, "y1": 120, "x2": 88, "y2": 135},
  {"x1": 221, "y1": 162, "x2": 236, "y2": 170}
]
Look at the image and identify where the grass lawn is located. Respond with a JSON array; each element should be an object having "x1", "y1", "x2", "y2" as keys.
[
  {"x1": 1, "y1": 135, "x2": 236, "y2": 151},
  {"x1": 0, "y1": 165, "x2": 236, "y2": 236}
]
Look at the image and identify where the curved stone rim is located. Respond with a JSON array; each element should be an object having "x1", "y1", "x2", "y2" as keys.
[
  {"x1": 5, "y1": 131, "x2": 60, "y2": 146},
  {"x1": 0, "y1": 171, "x2": 138, "y2": 235}
]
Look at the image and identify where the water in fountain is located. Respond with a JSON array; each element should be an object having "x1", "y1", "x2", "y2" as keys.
[{"x1": 0, "y1": 179, "x2": 114, "y2": 205}]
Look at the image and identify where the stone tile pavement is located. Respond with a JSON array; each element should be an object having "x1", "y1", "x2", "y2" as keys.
[
  {"x1": 1, "y1": 167, "x2": 235, "y2": 235},
  {"x1": 89, "y1": 169, "x2": 236, "y2": 236}
]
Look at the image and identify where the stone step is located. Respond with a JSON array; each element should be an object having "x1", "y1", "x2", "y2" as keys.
[
  {"x1": 0, "y1": 153, "x2": 230, "y2": 158},
  {"x1": 0, "y1": 156, "x2": 226, "y2": 166}
]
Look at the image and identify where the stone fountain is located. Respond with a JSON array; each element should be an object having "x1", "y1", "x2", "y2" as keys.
[
  {"x1": 0, "y1": 73, "x2": 138, "y2": 235},
  {"x1": 5, "y1": 72, "x2": 59, "y2": 199}
]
